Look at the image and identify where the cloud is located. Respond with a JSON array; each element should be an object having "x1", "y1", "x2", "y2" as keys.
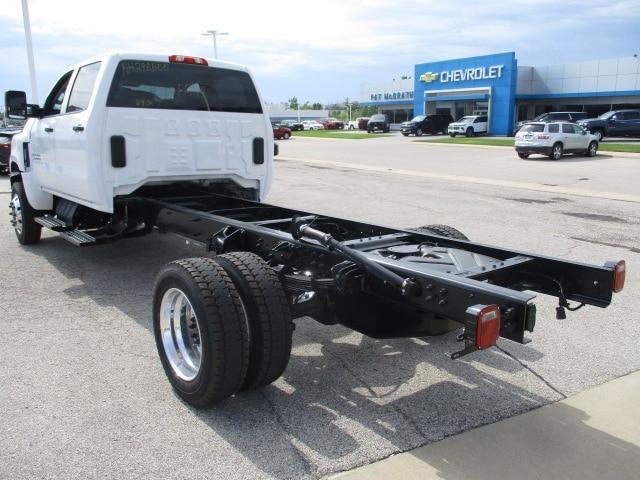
[{"x1": 1, "y1": 0, "x2": 638, "y2": 103}]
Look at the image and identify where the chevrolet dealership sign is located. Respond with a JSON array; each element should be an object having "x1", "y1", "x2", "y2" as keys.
[{"x1": 420, "y1": 64, "x2": 504, "y2": 83}]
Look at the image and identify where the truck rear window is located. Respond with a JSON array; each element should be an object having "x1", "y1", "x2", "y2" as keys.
[{"x1": 106, "y1": 60, "x2": 262, "y2": 114}]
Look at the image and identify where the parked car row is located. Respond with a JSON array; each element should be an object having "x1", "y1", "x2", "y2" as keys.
[
  {"x1": 0, "y1": 126, "x2": 23, "y2": 175},
  {"x1": 515, "y1": 109, "x2": 640, "y2": 141}
]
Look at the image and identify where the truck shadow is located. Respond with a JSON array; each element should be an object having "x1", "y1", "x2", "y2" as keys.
[{"x1": 29, "y1": 230, "x2": 564, "y2": 479}]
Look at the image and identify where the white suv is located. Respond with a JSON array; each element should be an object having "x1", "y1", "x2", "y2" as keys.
[
  {"x1": 448, "y1": 115, "x2": 488, "y2": 137},
  {"x1": 515, "y1": 122, "x2": 599, "y2": 160}
]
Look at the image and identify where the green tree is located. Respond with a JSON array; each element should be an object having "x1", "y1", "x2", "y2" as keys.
[
  {"x1": 312, "y1": 103, "x2": 323, "y2": 110},
  {"x1": 287, "y1": 96, "x2": 299, "y2": 110}
]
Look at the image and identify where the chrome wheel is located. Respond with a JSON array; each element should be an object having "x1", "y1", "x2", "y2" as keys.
[
  {"x1": 589, "y1": 142, "x2": 598, "y2": 157},
  {"x1": 593, "y1": 130, "x2": 603, "y2": 141},
  {"x1": 159, "y1": 288, "x2": 202, "y2": 381},
  {"x1": 9, "y1": 192, "x2": 23, "y2": 235},
  {"x1": 552, "y1": 144, "x2": 563, "y2": 160}
]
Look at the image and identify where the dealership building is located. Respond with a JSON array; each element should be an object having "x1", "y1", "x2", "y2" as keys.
[{"x1": 360, "y1": 52, "x2": 640, "y2": 135}]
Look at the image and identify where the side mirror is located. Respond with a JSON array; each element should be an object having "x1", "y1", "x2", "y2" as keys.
[{"x1": 5, "y1": 90, "x2": 27, "y2": 120}]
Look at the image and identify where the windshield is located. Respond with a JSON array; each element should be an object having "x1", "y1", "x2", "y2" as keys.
[
  {"x1": 107, "y1": 60, "x2": 262, "y2": 113},
  {"x1": 371, "y1": 115, "x2": 386, "y2": 121},
  {"x1": 410, "y1": 115, "x2": 426, "y2": 122},
  {"x1": 598, "y1": 111, "x2": 615, "y2": 119},
  {"x1": 456, "y1": 116, "x2": 474, "y2": 122},
  {"x1": 532, "y1": 113, "x2": 548, "y2": 121},
  {"x1": 520, "y1": 124, "x2": 545, "y2": 133}
]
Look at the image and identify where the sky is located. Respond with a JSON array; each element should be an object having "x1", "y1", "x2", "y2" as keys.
[{"x1": 1, "y1": 0, "x2": 639, "y2": 107}]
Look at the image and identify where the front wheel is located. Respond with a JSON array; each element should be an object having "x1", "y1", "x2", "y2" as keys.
[
  {"x1": 549, "y1": 142, "x2": 563, "y2": 160},
  {"x1": 153, "y1": 258, "x2": 250, "y2": 406},
  {"x1": 592, "y1": 130, "x2": 604, "y2": 142},
  {"x1": 465, "y1": 127, "x2": 474, "y2": 137},
  {"x1": 10, "y1": 181, "x2": 42, "y2": 245},
  {"x1": 586, "y1": 141, "x2": 598, "y2": 157},
  {"x1": 449, "y1": 133, "x2": 456, "y2": 137},
  {"x1": 518, "y1": 152, "x2": 530, "y2": 159},
  {"x1": 283, "y1": 132, "x2": 290, "y2": 140},
  {"x1": 415, "y1": 128, "x2": 423, "y2": 137}
]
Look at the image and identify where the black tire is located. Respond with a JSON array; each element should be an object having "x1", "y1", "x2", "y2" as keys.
[
  {"x1": 465, "y1": 127, "x2": 474, "y2": 137},
  {"x1": 549, "y1": 142, "x2": 563, "y2": 160},
  {"x1": 518, "y1": 152, "x2": 530, "y2": 159},
  {"x1": 411, "y1": 224, "x2": 469, "y2": 241},
  {"x1": 10, "y1": 181, "x2": 42, "y2": 245},
  {"x1": 586, "y1": 141, "x2": 598, "y2": 157},
  {"x1": 450, "y1": 133, "x2": 456, "y2": 137},
  {"x1": 402, "y1": 133, "x2": 409, "y2": 137},
  {"x1": 215, "y1": 252, "x2": 293, "y2": 390},
  {"x1": 283, "y1": 132, "x2": 290, "y2": 140},
  {"x1": 416, "y1": 128, "x2": 423, "y2": 137},
  {"x1": 153, "y1": 258, "x2": 250, "y2": 406}
]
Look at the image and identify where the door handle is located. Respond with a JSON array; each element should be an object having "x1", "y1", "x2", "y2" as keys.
[
  {"x1": 44, "y1": 127, "x2": 54, "y2": 133},
  {"x1": 72, "y1": 125, "x2": 84, "y2": 132}
]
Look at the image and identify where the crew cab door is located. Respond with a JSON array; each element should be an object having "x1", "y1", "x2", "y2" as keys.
[
  {"x1": 620, "y1": 111, "x2": 640, "y2": 135},
  {"x1": 52, "y1": 61, "x2": 102, "y2": 202},
  {"x1": 28, "y1": 71, "x2": 72, "y2": 184}
]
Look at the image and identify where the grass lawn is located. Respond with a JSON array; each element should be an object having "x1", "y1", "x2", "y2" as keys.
[
  {"x1": 293, "y1": 130, "x2": 390, "y2": 139},
  {"x1": 419, "y1": 137, "x2": 640, "y2": 153}
]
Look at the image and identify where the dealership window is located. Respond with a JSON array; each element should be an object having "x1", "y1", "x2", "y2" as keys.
[{"x1": 380, "y1": 108, "x2": 413, "y2": 123}]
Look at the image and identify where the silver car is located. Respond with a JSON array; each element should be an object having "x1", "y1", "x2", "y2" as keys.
[{"x1": 514, "y1": 122, "x2": 598, "y2": 160}]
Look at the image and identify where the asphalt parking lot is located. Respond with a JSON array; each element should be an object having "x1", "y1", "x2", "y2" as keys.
[{"x1": 1, "y1": 137, "x2": 638, "y2": 479}]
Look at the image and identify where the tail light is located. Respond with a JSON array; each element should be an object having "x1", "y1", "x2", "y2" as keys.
[
  {"x1": 606, "y1": 260, "x2": 626, "y2": 293},
  {"x1": 452, "y1": 304, "x2": 502, "y2": 359},
  {"x1": 168, "y1": 55, "x2": 208, "y2": 66},
  {"x1": 469, "y1": 304, "x2": 501, "y2": 349}
]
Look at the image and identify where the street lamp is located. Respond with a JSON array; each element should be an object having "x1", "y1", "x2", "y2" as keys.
[
  {"x1": 21, "y1": 0, "x2": 38, "y2": 103},
  {"x1": 202, "y1": 30, "x2": 229, "y2": 59}
]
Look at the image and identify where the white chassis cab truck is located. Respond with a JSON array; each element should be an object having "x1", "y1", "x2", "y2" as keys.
[{"x1": 5, "y1": 53, "x2": 625, "y2": 407}]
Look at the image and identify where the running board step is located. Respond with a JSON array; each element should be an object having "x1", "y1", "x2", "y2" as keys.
[
  {"x1": 34, "y1": 216, "x2": 96, "y2": 246},
  {"x1": 60, "y1": 229, "x2": 96, "y2": 247},
  {"x1": 34, "y1": 215, "x2": 73, "y2": 232}
]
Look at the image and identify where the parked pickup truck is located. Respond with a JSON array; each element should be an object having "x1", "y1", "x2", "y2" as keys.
[
  {"x1": 577, "y1": 109, "x2": 640, "y2": 141},
  {"x1": 5, "y1": 52, "x2": 625, "y2": 407}
]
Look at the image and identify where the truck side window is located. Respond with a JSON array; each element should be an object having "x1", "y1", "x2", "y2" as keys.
[
  {"x1": 548, "y1": 123, "x2": 559, "y2": 133},
  {"x1": 42, "y1": 71, "x2": 73, "y2": 117},
  {"x1": 562, "y1": 123, "x2": 575, "y2": 134},
  {"x1": 66, "y1": 62, "x2": 101, "y2": 113}
]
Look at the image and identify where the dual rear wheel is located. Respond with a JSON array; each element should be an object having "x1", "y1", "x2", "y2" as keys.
[{"x1": 153, "y1": 252, "x2": 293, "y2": 406}]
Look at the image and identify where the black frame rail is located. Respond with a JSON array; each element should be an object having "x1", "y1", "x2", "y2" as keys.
[{"x1": 137, "y1": 190, "x2": 618, "y2": 344}]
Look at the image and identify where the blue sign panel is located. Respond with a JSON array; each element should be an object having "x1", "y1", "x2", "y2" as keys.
[{"x1": 414, "y1": 52, "x2": 517, "y2": 135}]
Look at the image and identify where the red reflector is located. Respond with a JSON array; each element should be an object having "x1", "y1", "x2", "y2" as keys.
[
  {"x1": 474, "y1": 305, "x2": 501, "y2": 350},
  {"x1": 613, "y1": 260, "x2": 625, "y2": 293},
  {"x1": 168, "y1": 55, "x2": 208, "y2": 66}
]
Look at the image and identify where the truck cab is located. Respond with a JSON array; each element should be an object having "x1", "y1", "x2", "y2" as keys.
[{"x1": 6, "y1": 53, "x2": 273, "y2": 214}]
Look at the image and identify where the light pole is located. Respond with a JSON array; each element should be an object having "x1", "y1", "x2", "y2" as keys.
[
  {"x1": 202, "y1": 30, "x2": 229, "y2": 59},
  {"x1": 21, "y1": 0, "x2": 38, "y2": 103}
]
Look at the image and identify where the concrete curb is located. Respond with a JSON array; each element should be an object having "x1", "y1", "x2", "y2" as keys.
[{"x1": 331, "y1": 370, "x2": 640, "y2": 480}]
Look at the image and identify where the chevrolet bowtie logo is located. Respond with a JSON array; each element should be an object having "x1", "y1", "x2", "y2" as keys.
[{"x1": 419, "y1": 72, "x2": 439, "y2": 83}]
